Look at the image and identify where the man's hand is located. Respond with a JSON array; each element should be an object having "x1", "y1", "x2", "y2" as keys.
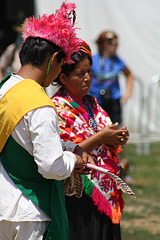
[{"x1": 73, "y1": 146, "x2": 95, "y2": 175}]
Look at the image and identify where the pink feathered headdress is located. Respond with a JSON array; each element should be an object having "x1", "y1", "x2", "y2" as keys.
[{"x1": 22, "y1": 1, "x2": 80, "y2": 63}]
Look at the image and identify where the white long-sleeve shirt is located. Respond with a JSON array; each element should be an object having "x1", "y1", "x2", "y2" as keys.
[{"x1": 0, "y1": 74, "x2": 77, "y2": 222}]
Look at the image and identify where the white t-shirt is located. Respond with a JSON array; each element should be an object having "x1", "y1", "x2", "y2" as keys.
[{"x1": 0, "y1": 74, "x2": 77, "y2": 222}]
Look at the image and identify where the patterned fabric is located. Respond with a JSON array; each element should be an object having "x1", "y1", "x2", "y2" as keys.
[{"x1": 52, "y1": 89, "x2": 124, "y2": 223}]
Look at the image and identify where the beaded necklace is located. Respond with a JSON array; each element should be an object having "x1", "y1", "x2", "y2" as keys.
[
  {"x1": 61, "y1": 88, "x2": 98, "y2": 132},
  {"x1": 83, "y1": 96, "x2": 98, "y2": 132}
]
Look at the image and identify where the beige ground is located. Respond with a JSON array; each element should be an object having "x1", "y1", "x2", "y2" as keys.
[{"x1": 121, "y1": 198, "x2": 160, "y2": 235}]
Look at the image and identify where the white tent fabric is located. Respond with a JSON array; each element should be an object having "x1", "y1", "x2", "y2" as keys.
[{"x1": 34, "y1": 0, "x2": 160, "y2": 135}]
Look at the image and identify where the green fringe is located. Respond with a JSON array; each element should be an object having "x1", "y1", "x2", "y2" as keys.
[{"x1": 81, "y1": 175, "x2": 94, "y2": 198}]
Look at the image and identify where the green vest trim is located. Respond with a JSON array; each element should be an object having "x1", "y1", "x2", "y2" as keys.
[{"x1": 0, "y1": 136, "x2": 69, "y2": 240}]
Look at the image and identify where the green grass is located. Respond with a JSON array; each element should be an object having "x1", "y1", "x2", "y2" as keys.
[{"x1": 120, "y1": 142, "x2": 160, "y2": 240}]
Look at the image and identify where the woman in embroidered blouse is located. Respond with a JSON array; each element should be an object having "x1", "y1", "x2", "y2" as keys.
[{"x1": 51, "y1": 40, "x2": 129, "y2": 240}]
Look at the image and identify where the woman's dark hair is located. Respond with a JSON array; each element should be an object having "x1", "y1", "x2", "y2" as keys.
[
  {"x1": 54, "y1": 50, "x2": 92, "y2": 86},
  {"x1": 19, "y1": 37, "x2": 65, "y2": 66}
]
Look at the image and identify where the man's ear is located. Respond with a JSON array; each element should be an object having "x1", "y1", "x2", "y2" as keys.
[
  {"x1": 59, "y1": 73, "x2": 66, "y2": 85},
  {"x1": 51, "y1": 52, "x2": 64, "y2": 69},
  {"x1": 51, "y1": 52, "x2": 58, "y2": 64}
]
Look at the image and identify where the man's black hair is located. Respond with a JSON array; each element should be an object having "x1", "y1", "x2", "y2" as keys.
[{"x1": 19, "y1": 37, "x2": 65, "y2": 66}]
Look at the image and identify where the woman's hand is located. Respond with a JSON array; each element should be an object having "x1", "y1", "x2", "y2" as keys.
[
  {"x1": 79, "y1": 123, "x2": 129, "y2": 153},
  {"x1": 120, "y1": 125, "x2": 129, "y2": 144},
  {"x1": 97, "y1": 122, "x2": 129, "y2": 146}
]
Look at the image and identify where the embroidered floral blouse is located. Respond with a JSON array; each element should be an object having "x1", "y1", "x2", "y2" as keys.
[{"x1": 52, "y1": 87, "x2": 124, "y2": 223}]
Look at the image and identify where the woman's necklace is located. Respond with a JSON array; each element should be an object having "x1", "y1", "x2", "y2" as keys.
[
  {"x1": 83, "y1": 96, "x2": 98, "y2": 132},
  {"x1": 61, "y1": 88, "x2": 72, "y2": 101},
  {"x1": 61, "y1": 87, "x2": 98, "y2": 132}
]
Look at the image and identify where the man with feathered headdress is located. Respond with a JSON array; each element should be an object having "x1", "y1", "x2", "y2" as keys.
[{"x1": 0, "y1": 2, "x2": 94, "y2": 240}]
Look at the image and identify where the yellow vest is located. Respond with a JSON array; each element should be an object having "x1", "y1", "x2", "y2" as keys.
[{"x1": 0, "y1": 79, "x2": 57, "y2": 152}]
